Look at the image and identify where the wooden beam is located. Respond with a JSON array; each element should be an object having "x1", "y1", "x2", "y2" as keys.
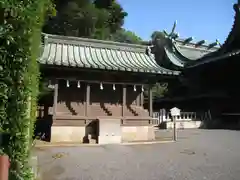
[
  {"x1": 53, "y1": 79, "x2": 59, "y2": 118},
  {"x1": 54, "y1": 78, "x2": 150, "y2": 86},
  {"x1": 136, "y1": 92, "x2": 140, "y2": 106},
  {"x1": 141, "y1": 91, "x2": 144, "y2": 107}
]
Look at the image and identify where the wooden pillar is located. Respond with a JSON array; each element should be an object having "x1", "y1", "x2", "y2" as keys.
[
  {"x1": 122, "y1": 85, "x2": 126, "y2": 117},
  {"x1": 148, "y1": 85, "x2": 153, "y2": 117},
  {"x1": 136, "y1": 90, "x2": 140, "y2": 106},
  {"x1": 141, "y1": 91, "x2": 144, "y2": 107},
  {"x1": 53, "y1": 79, "x2": 59, "y2": 118},
  {"x1": 86, "y1": 83, "x2": 90, "y2": 117}
]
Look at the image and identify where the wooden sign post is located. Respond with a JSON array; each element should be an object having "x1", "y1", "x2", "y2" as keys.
[{"x1": 170, "y1": 107, "x2": 181, "y2": 141}]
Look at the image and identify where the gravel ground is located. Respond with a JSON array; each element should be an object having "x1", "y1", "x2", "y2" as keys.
[{"x1": 36, "y1": 129, "x2": 240, "y2": 180}]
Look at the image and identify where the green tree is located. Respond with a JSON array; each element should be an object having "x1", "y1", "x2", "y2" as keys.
[
  {"x1": 0, "y1": 0, "x2": 54, "y2": 179},
  {"x1": 152, "y1": 83, "x2": 168, "y2": 99},
  {"x1": 144, "y1": 83, "x2": 168, "y2": 99},
  {"x1": 109, "y1": 28, "x2": 142, "y2": 44},
  {"x1": 43, "y1": 0, "x2": 128, "y2": 39},
  {"x1": 94, "y1": 0, "x2": 127, "y2": 33}
]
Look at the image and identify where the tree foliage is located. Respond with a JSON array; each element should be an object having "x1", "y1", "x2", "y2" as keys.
[
  {"x1": 109, "y1": 28, "x2": 142, "y2": 44},
  {"x1": 43, "y1": 0, "x2": 143, "y2": 44},
  {"x1": 0, "y1": 0, "x2": 53, "y2": 179},
  {"x1": 152, "y1": 83, "x2": 168, "y2": 99},
  {"x1": 43, "y1": 0, "x2": 128, "y2": 40},
  {"x1": 144, "y1": 83, "x2": 168, "y2": 99}
]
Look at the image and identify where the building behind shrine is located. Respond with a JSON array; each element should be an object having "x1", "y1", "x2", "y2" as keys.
[
  {"x1": 149, "y1": 22, "x2": 219, "y2": 110},
  {"x1": 153, "y1": 0, "x2": 240, "y2": 128}
]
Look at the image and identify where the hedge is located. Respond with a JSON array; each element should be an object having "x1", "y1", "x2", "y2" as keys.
[{"x1": 0, "y1": 1, "x2": 54, "y2": 179}]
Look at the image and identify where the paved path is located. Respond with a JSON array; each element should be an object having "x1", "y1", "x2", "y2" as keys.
[{"x1": 36, "y1": 129, "x2": 240, "y2": 180}]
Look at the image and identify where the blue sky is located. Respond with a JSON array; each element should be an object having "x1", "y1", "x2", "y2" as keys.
[{"x1": 118, "y1": 0, "x2": 236, "y2": 43}]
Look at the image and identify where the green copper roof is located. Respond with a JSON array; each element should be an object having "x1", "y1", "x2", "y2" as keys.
[
  {"x1": 39, "y1": 33, "x2": 179, "y2": 75},
  {"x1": 164, "y1": 45, "x2": 185, "y2": 67},
  {"x1": 173, "y1": 39, "x2": 218, "y2": 60},
  {"x1": 150, "y1": 20, "x2": 220, "y2": 70},
  {"x1": 164, "y1": 40, "x2": 218, "y2": 68},
  {"x1": 151, "y1": 35, "x2": 218, "y2": 70}
]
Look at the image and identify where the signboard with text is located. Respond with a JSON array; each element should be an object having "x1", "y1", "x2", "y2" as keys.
[{"x1": 170, "y1": 107, "x2": 181, "y2": 117}]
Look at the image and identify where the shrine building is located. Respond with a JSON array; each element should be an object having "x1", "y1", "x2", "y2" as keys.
[{"x1": 37, "y1": 34, "x2": 179, "y2": 144}]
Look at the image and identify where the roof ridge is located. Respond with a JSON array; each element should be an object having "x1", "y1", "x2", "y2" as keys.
[
  {"x1": 174, "y1": 41, "x2": 218, "y2": 53},
  {"x1": 42, "y1": 33, "x2": 148, "y2": 50},
  {"x1": 175, "y1": 38, "x2": 220, "y2": 50}
]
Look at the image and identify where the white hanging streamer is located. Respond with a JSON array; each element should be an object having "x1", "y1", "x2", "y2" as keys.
[
  {"x1": 133, "y1": 85, "x2": 136, "y2": 91},
  {"x1": 66, "y1": 80, "x2": 70, "y2": 87},
  {"x1": 77, "y1": 81, "x2": 81, "y2": 88}
]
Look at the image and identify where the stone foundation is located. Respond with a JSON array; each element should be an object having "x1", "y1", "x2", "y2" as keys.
[
  {"x1": 166, "y1": 121, "x2": 201, "y2": 129},
  {"x1": 98, "y1": 136, "x2": 122, "y2": 144},
  {"x1": 121, "y1": 126, "x2": 155, "y2": 142},
  {"x1": 51, "y1": 125, "x2": 155, "y2": 143},
  {"x1": 51, "y1": 126, "x2": 85, "y2": 142}
]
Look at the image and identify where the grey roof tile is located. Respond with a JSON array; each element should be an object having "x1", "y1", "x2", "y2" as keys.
[
  {"x1": 152, "y1": 35, "x2": 219, "y2": 70},
  {"x1": 39, "y1": 33, "x2": 180, "y2": 75},
  {"x1": 175, "y1": 45, "x2": 213, "y2": 60}
]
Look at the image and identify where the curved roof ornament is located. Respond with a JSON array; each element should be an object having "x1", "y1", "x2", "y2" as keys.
[
  {"x1": 172, "y1": 32, "x2": 180, "y2": 40},
  {"x1": 195, "y1": 40, "x2": 206, "y2": 47},
  {"x1": 215, "y1": 39, "x2": 222, "y2": 48},
  {"x1": 162, "y1": 20, "x2": 178, "y2": 40},
  {"x1": 163, "y1": 30, "x2": 168, "y2": 37},
  {"x1": 170, "y1": 20, "x2": 177, "y2": 37},
  {"x1": 208, "y1": 39, "x2": 221, "y2": 49},
  {"x1": 183, "y1": 37, "x2": 194, "y2": 45}
]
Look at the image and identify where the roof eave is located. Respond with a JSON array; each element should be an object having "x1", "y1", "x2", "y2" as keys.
[{"x1": 185, "y1": 50, "x2": 240, "y2": 69}]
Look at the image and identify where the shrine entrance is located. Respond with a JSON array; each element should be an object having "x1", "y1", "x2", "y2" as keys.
[
  {"x1": 98, "y1": 119, "x2": 121, "y2": 144},
  {"x1": 84, "y1": 120, "x2": 99, "y2": 144},
  {"x1": 84, "y1": 119, "x2": 122, "y2": 144}
]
